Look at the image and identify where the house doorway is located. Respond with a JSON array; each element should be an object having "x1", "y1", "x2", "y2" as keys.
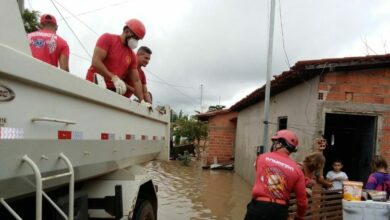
[{"x1": 323, "y1": 113, "x2": 377, "y2": 182}]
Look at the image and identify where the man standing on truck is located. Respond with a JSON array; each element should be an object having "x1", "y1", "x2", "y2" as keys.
[
  {"x1": 125, "y1": 46, "x2": 152, "y2": 104},
  {"x1": 86, "y1": 19, "x2": 145, "y2": 102},
  {"x1": 245, "y1": 130, "x2": 307, "y2": 220},
  {"x1": 27, "y1": 14, "x2": 70, "y2": 71}
]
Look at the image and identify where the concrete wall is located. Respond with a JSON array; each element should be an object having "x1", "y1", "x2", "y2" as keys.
[{"x1": 235, "y1": 77, "x2": 320, "y2": 184}]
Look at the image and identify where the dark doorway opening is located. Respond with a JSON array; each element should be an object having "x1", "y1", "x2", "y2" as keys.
[{"x1": 323, "y1": 113, "x2": 377, "y2": 183}]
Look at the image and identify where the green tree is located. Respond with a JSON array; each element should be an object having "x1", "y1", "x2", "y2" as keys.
[
  {"x1": 173, "y1": 115, "x2": 208, "y2": 147},
  {"x1": 171, "y1": 110, "x2": 189, "y2": 145},
  {"x1": 171, "y1": 113, "x2": 187, "y2": 145},
  {"x1": 189, "y1": 115, "x2": 208, "y2": 147},
  {"x1": 21, "y1": 9, "x2": 40, "y2": 33}
]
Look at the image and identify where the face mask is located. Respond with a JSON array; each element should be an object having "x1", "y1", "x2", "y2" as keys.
[{"x1": 127, "y1": 38, "x2": 138, "y2": 49}]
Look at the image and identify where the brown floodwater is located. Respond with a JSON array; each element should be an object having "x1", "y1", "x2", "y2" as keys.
[{"x1": 143, "y1": 160, "x2": 252, "y2": 220}]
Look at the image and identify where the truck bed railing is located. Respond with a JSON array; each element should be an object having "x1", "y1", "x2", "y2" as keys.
[
  {"x1": 0, "y1": 198, "x2": 22, "y2": 220},
  {"x1": 0, "y1": 153, "x2": 75, "y2": 220},
  {"x1": 31, "y1": 117, "x2": 77, "y2": 125}
]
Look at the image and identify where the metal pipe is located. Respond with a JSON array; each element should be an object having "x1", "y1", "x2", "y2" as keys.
[
  {"x1": 60, "y1": 153, "x2": 74, "y2": 220},
  {"x1": 42, "y1": 192, "x2": 68, "y2": 220},
  {"x1": 22, "y1": 155, "x2": 42, "y2": 220},
  {"x1": 41, "y1": 172, "x2": 72, "y2": 182},
  {"x1": 0, "y1": 198, "x2": 22, "y2": 220},
  {"x1": 31, "y1": 117, "x2": 76, "y2": 125}
]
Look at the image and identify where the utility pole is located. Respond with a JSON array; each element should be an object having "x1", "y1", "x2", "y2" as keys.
[
  {"x1": 261, "y1": 0, "x2": 276, "y2": 150},
  {"x1": 200, "y1": 84, "x2": 203, "y2": 113}
]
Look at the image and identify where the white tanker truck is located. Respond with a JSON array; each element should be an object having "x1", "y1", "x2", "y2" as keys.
[{"x1": 0, "y1": 0, "x2": 170, "y2": 219}]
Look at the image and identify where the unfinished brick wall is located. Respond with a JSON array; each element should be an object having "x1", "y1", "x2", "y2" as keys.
[
  {"x1": 382, "y1": 112, "x2": 390, "y2": 160},
  {"x1": 318, "y1": 67, "x2": 390, "y2": 161},
  {"x1": 206, "y1": 112, "x2": 237, "y2": 164}
]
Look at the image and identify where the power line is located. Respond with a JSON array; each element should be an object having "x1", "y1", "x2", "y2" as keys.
[
  {"x1": 44, "y1": 0, "x2": 199, "y2": 109},
  {"x1": 26, "y1": 0, "x2": 33, "y2": 9},
  {"x1": 53, "y1": 0, "x2": 99, "y2": 36},
  {"x1": 278, "y1": 0, "x2": 291, "y2": 68},
  {"x1": 144, "y1": 69, "x2": 200, "y2": 104},
  {"x1": 382, "y1": 37, "x2": 387, "y2": 54},
  {"x1": 148, "y1": 79, "x2": 196, "y2": 89},
  {"x1": 70, "y1": 52, "x2": 90, "y2": 62},
  {"x1": 37, "y1": 0, "x2": 199, "y2": 110},
  {"x1": 361, "y1": 36, "x2": 377, "y2": 55},
  {"x1": 56, "y1": 1, "x2": 130, "y2": 21},
  {"x1": 49, "y1": 0, "x2": 92, "y2": 58}
]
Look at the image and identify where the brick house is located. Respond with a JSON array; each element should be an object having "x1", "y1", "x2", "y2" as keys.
[
  {"x1": 229, "y1": 54, "x2": 390, "y2": 184},
  {"x1": 197, "y1": 110, "x2": 238, "y2": 165}
]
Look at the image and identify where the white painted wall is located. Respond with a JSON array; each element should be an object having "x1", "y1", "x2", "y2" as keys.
[{"x1": 234, "y1": 77, "x2": 321, "y2": 184}]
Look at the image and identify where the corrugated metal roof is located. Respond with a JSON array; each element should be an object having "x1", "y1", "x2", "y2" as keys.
[{"x1": 230, "y1": 54, "x2": 390, "y2": 111}]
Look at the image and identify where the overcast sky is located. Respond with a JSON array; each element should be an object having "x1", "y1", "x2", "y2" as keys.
[{"x1": 26, "y1": 0, "x2": 390, "y2": 115}]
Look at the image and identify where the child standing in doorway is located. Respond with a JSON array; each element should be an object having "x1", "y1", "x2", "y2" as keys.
[{"x1": 326, "y1": 159, "x2": 348, "y2": 191}]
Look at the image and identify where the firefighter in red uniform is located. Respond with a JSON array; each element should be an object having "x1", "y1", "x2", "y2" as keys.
[
  {"x1": 86, "y1": 19, "x2": 145, "y2": 101},
  {"x1": 28, "y1": 14, "x2": 69, "y2": 71},
  {"x1": 245, "y1": 130, "x2": 307, "y2": 220}
]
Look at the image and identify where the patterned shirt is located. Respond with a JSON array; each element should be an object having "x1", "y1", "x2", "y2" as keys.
[
  {"x1": 28, "y1": 29, "x2": 69, "y2": 67},
  {"x1": 365, "y1": 171, "x2": 390, "y2": 199}
]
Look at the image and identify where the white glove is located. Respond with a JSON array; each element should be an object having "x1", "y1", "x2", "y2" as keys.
[
  {"x1": 94, "y1": 73, "x2": 107, "y2": 88},
  {"x1": 111, "y1": 75, "x2": 127, "y2": 95},
  {"x1": 140, "y1": 100, "x2": 153, "y2": 110}
]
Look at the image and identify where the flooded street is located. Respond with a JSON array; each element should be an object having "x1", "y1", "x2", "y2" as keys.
[{"x1": 143, "y1": 160, "x2": 252, "y2": 220}]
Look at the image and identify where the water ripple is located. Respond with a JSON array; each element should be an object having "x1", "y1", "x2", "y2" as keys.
[{"x1": 143, "y1": 160, "x2": 252, "y2": 220}]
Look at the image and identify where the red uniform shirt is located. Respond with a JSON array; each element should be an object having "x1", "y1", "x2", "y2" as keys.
[
  {"x1": 252, "y1": 151, "x2": 307, "y2": 219},
  {"x1": 138, "y1": 68, "x2": 147, "y2": 85},
  {"x1": 124, "y1": 67, "x2": 146, "y2": 98},
  {"x1": 86, "y1": 33, "x2": 137, "y2": 89},
  {"x1": 28, "y1": 29, "x2": 69, "y2": 67}
]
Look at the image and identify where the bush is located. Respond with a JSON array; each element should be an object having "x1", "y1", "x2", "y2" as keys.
[{"x1": 177, "y1": 151, "x2": 191, "y2": 166}]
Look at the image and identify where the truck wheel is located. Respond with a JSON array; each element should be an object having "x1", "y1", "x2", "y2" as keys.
[{"x1": 134, "y1": 200, "x2": 155, "y2": 220}]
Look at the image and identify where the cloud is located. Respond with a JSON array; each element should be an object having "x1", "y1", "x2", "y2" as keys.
[{"x1": 27, "y1": 0, "x2": 390, "y2": 115}]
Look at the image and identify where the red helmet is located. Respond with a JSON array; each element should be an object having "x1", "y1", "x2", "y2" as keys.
[
  {"x1": 125, "y1": 19, "x2": 145, "y2": 39},
  {"x1": 272, "y1": 130, "x2": 299, "y2": 149},
  {"x1": 40, "y1": 14, "x2": 57, "y2": 25}
]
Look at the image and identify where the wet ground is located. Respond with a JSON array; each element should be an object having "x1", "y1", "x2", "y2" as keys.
[{"x1": 143, "y1": 160, "x2": 252, "y2": 220}]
